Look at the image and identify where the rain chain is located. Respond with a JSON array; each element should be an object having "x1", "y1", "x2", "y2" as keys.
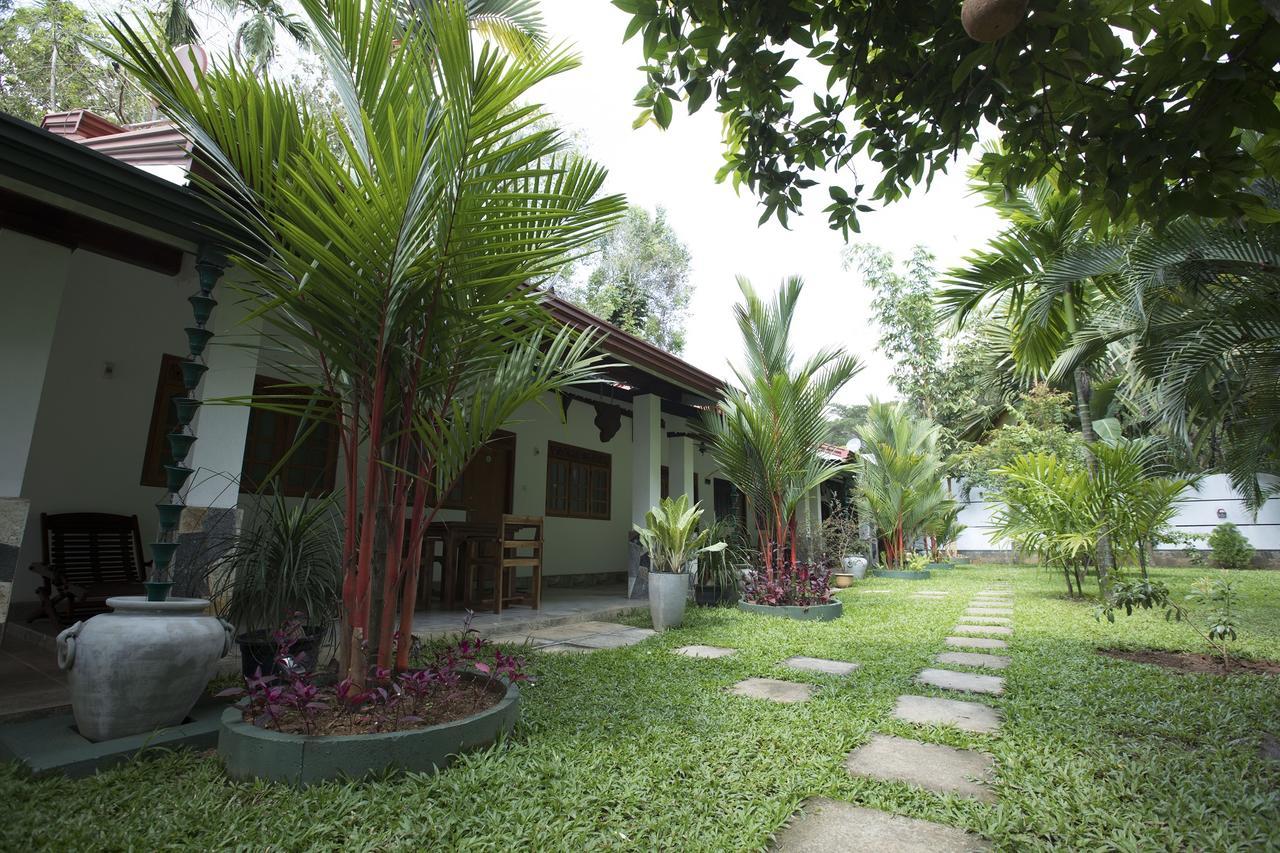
[{"x1": 147, "y1": 245, "x2": 226, "y2": 601}]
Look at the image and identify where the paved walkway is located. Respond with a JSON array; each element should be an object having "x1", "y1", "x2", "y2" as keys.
[{"x1": 772, "y1": 580, "x2": 1015, "y2": 851}]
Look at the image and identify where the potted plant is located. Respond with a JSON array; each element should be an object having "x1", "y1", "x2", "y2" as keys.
[
  {"x1": 694, "y1": 516, "x2": 748, "y2": 606},
  {"x1": 822, "y1": 508, "x2": 869, "y2": 586},
  {"x1": 204, "y1": 490, "x2": 343, "y2": 678},
  {"x1": 635, "y1": 495, "x2": 726, "y2": 630}
]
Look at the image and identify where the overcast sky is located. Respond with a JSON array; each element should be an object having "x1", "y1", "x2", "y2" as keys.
[
  {"x1": 98, "y1": 0, "x2": 1003, "y2": 403},
  {"x1": 534, "y1": 2, "x2": 1003, "y2": 403}
]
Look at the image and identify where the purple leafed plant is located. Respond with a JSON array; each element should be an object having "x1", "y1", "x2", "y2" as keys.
[
  {"x1": 218, "y1": 611, "x2": 528, "y2": 735},
  {"x1": 742, "y1": 552, "x2": 834, "y2": 607}
]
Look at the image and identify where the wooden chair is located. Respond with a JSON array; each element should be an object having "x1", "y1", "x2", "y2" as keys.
[
  {"x1": 28, "y1": 513, "x2": 149, "y2": 625},
  {"x1": 465, "y1": 515, "x2": 543, "y2": 614}
]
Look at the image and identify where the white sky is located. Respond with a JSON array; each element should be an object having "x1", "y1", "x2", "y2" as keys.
[
  {"x1": 535, "y1": 1, "x2": 1003, "y2": 403},
  {"x1": 81, "y1": 0, "x2": 1003, "y2": 403}
]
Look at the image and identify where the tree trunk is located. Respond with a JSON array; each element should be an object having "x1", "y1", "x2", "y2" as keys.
[{"x1": 1072, "y1": 365, "x2": 1114, "y2": 594}]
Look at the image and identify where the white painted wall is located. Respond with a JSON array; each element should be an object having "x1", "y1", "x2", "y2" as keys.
[
  {"x1": 9, "y1": 243, "x2": 257, "y2": 604},
  {"x1": 952, "y1": 474, "x2": 1280, "y2": 552}
]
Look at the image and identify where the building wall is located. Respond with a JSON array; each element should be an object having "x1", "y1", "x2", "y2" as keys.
[
  {"x1": 8, "y1": 240, "x2": 252, "y2": 606},
  {"x1": 952, "y1": 474, "x2": 1280, "y2": 566}
]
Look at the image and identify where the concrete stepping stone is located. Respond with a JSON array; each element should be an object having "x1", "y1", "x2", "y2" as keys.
[
  {"x1": 673, "y1": 644, "x2": 736, "y2": 659},
  {"x1": 916, "y1": 667, "x2": 1005, "y2": 696},
  {"x1": 946, "y1": 636, "x2": 1008, "y2": 650},
  {"x1": 781, "y1": 656, "x2": 860, "y2": 676},
  {"x1": 893, "y1": 694, "x2": 1003, "y2": 734},
  {"x1": 772, "y1": 797, "x2": 991, "y2": 852},
  {"x1": 486, "y1": 632, "x2": 558, "y2": 647},
  {"x1": 572, "y1": 628, "x2": 656, "y2": 649},
  {"x1": 728, "y1": 677, "x2": 815, "y2": 703},
  {"x1": 961, "y1": 616, "x2": 1011, "y2": 625},
  {"x1": 965, "y1": 608, "x2": 1013, "y2": 617},
  {"x1": 540, "y1": 643, "x2": 592, "y2": 654},
  {"x1": 953, "y1": 624, "x2": 1013, "y2": 636},
  {"x1": 844, "y1": 734, "x2": 996, "y2": 802},
  {"x1": 523, "y1": 622, "x2": 605, "y2": 641},
  {"x1": 936, "y1": 651, "x2": 1011, "y2": 670}
]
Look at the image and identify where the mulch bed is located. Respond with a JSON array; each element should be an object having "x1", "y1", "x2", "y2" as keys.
[
  {"x1": 241, "y1": 679, "x2": 506, "y2": 736},
  {"x1": 1098, "y1": 647, "x2": 1280, "y2": 676}
]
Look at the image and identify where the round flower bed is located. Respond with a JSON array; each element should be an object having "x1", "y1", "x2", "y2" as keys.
[
  {"x1": 737, "y1": 599, "x2": 843, "y2": 621},
  {"x1": 871, "y1": 568, "x2": 932, "y2": 580},
  {"x1": 218, "y1": 673, "x2": 519, "y2": 787}
]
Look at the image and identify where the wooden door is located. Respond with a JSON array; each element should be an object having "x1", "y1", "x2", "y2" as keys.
[{"x1": 459, "y1": 432, "x2": 515, "y2": 523}]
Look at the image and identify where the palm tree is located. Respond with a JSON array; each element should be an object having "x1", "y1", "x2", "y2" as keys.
[
  {"x1": 105, "y1": 0, "x2": 625, "y2": 680},
  {"x1": 854, "y1": 401, "x2": 954, "y2": 571},
  {"x1": 697, "y1": 276, "x2": 862, "y2": 582},
  {"x1": 1056, "y1": 213, "x2": 1280, "y2": 511},
  {"x1": 939, "y1": 177, "x2": 1126, "y2": 588},
  {"x1": 155, "y1": 0, "x2": 545, "y2": 72}
]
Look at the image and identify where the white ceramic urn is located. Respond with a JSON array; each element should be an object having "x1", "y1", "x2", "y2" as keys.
[{"x1": 57, "y1": 596, "x2": 233, "y2": 742}]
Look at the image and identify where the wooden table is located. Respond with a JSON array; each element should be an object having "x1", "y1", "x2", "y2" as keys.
[{"x1": 419, "y1": 521, "x2": 498, "y2": 610}]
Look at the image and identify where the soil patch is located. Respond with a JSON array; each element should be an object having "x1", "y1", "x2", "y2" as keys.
[
  {"x1": 238, "y1": 678, "x2": 507, "y2": 736},
  {"x1": 1098, "y1": 647, "x2": 1280, "y2": 676}
]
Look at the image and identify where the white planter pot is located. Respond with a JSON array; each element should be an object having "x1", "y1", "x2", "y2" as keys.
[
  {"x1": 649, "y1": 571, "x2": 690, "y2": 631},
  {"x1": 842, "y1": 555, "x2": 868, "y2": 579},
  {"x1": 57, "y1": 596, "x2": 233, "y2": 742}
]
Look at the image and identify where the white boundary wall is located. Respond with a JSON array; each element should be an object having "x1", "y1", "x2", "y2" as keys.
[{"x1": 953, "y1": 473, "x2": 1280, "y2": 553}]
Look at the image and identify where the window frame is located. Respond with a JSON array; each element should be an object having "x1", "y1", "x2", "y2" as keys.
[{"x1": 545, "y1": 440, "x2": 611, "y2": 520}]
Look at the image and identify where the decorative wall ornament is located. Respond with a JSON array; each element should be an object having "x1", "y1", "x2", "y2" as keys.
[{"x1": 594, "y1": 401, "x2": 622, "y2": 442}]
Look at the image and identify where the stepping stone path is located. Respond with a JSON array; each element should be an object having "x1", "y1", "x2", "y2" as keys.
[
  {"x1": 936, "y1": 651, "x2": 1011, "y2": 670},
  {"x1": 766, "y1": 585, "x2": 1016, "y2": 847},
  {"x1": 946, "y1": 635, "x2": 1009, "y2": 650},
  {"x1": 953, "y1": 624, "x2": 1014, "y2": 636},
  {"x1": 893, "y1": 694, "x2": 1003, "y2": 734},
  {"x1": 915, "y1": 667, "x2": 1005, "y2": 696},
  {"x1": 673, "y1": 645, "x2": 736, "y2": 659},
  {"x1": 844, "y1": 734, "x2": 996, "y2": 802},
  {"x1": 772, "y1": 798, "x2": 990, "y2": 852},
  {"x1": 781, "y1": 656, "x2": 860, "y2": 676},
  {"x1": 491, "y1": 621, "x2": 655, "y2": 654},
  {"x1": 728, "y1": 677, "x2": 815, "y2": 704}
]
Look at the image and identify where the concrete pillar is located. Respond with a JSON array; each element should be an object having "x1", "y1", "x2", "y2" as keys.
[
  {"x1": 631, "y1": 394, "x2": 662, "y2": 527},
  {"x1": 0, "y1": 233, "x2": 70, "y2": 497},
  {"x1": 183, "y1": 272, "x2": 261, "y2": 510},
  {"x1": 668, "y1": 433, "x2": 695, "y2": 505}
]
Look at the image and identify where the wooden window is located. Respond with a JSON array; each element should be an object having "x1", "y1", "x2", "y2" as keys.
[
  {"x1": 139, "y1": 354, "x2": 188, "y2": 486},
  {"x1": 661, "y1": 465, "x2": 669, "y2": 500},
  {"x1": 239, "y1": 376, "x2": 338, "y2": 497},
  {"x1": 546, "y1": 441, "x2": 610, "y2": 520}
]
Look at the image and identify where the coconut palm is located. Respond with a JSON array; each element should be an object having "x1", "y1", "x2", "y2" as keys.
[
  {"x1": 105, "y1": 0, "x2": 625, "y2": 680},
  {"x1": 155, "y1": 0, "x2": 545, "y2": 71},
  {"x1": 854, "y1": 401, "x2": 954, "y2": 571},
  {"x1": 697, "y1": 276, "x2": 862, "y2": 582}
]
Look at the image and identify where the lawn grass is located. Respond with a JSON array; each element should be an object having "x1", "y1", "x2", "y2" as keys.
[{"x1": 4, "y1": 565, "x2": 1278, "y2": 851}]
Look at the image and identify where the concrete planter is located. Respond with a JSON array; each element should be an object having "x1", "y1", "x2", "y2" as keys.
[
  {"x1": 871, "y1": 569, "x2": 932, "y2": 580},
  {"x1": 926, "y1": 562, "x2": 956, "y2": 571},
  {"x1": 649, "y1": 571, "x2": 690, "y2": 630},
  {"x1": 736, "y1": 600, "x2": 843, "y2": 622},
  {"x1": 218, "y1": 675, "x2": 519, "y2": 787},
  {"x1": 56, "y1": 596, "x2": 232, "y2": 742}
]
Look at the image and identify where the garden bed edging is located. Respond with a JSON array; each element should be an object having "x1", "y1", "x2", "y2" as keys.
[
  {"x1": 217, "y1": 676, "x2": 519, "y2": 787},
  {"x1": 736, "y1": 600, "x2": 843, "y2": 621},
  {"x1": 871, "y1": 569, "x2": 932, "y2": 580}
]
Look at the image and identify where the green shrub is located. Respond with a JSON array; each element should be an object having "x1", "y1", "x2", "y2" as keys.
[{"x1": 1208, "y1": 523, "x2": 1255, "y2": 570}]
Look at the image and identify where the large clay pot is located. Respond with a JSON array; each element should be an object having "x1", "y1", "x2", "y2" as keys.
[
  {"x1": 649, "y1": 571, "x2": 690, "y2": 631},
  {"x1": 57, "y1": 596, "x2": 232, "y2": 742}
]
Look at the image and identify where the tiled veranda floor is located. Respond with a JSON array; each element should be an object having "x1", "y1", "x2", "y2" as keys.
[{"x1": 411, "y1": 584, "x2": 640, "y2": 639}]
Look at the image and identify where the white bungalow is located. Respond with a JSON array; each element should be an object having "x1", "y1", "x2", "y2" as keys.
[{"x1": 0, "y1": 109, "x2": 780, "y2": 642}]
